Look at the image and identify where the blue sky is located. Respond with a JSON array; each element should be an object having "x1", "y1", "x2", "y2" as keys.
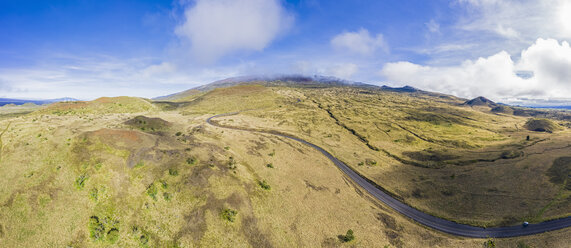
[{"x1": 1, "y1": 0, "x2": 570, "y2": 105}]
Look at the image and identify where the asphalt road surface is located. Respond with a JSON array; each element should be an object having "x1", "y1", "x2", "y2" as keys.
[{"x1": 207, "y1": 113, "x2": 571, "y2": 238}]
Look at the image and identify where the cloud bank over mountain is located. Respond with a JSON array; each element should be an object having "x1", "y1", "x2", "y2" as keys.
[{"x1": 381, "y1": 38, "x2": 571, "y2": 103}]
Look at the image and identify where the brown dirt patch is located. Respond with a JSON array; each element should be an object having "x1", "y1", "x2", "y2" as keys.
[
  {"x1": 242, "y1": 216, "x2": 273, "y2": 248},
  {"x1": 384, "y1": 230, "x2": 403, "y2": 248},
  {"x1": 547, "y1": 157, "x2": 571, "y2": 190},
  {"x1": 45, "y1": 101, "x2": 88, "y2": 111},
  {"x1": 376, "y1": 212, "x2": 398, "y2": 230}
]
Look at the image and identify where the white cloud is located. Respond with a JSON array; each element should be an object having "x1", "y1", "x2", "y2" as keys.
[
  {"x1": 0, "y1": 54, "x2": 257, "y2": 99},
  {"x1": 517, "y1": 38, "x2": 571, "y2": 85},
  {"x1": 288, "y1": 61, "x2": 358, "y2": 79},
  {"x1": 425, "y1": 19, "x2": 440, "y2": 33},
  {"x1": 331, "y1": 28, "x2": 388, "y2": 55},
  {"x1": 494, "y1": 25, "x2": 518, "y2": 39},
  {"x1": 380, "y1": 38, "x2": 571, "y2": 104},
  {"x1": 456, "y1": 0, "x2": 571, "y2": 40},
  {"x1": 558, "y1": 1, "x2": 571, "y2": 39},
  {"x1": 325, "y1": 63, "x2": 359, "y2": 79},
  {"x1": 142, "y1": 62, "x2": 177, "y2": 77},
  {"x1": 175, "y1": 0, "x2": 293, "y2": 64}
]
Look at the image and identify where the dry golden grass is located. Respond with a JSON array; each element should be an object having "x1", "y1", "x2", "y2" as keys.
[
  {"x1": 211, "y1": 86, "x2": 571, "y2": 227},
  {"x1": 0, "y1": 87, "x2": 569, "y2": 247}
]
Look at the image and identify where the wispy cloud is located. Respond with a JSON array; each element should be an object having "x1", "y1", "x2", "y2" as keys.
[
  {"x1": 0, "y1": 55, "x2": 255, "y2": 99},
  {"x1": 425, "y1": 19, "x2": 440, "y2": 34},
  {"x1": 455, "y1": 0, "x2": 571, "y2": 41},
  {"x1": 331, "y1": 28, "x2": 388, "y2": 56}
]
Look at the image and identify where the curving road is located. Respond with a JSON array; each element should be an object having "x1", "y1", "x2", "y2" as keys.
[{"x1": 206, "y1": 113, "x2": 571, "y2": 238}]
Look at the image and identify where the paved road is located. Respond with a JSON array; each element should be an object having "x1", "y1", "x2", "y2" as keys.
[{"x1": 206, "y1": 113, "x2": 571, "y2": 238}]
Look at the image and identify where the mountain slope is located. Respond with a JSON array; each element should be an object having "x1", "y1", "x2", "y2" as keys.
[{"x1": 0, "y1": 80, "x2": 569, "y2": 247}]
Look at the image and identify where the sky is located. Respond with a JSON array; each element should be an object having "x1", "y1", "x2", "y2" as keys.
[{"x1": 0, "y1": 0, "x2": 570, "y2": 105}]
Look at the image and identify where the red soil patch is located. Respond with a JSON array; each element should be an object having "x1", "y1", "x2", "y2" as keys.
[
  {"x1": 91, "y1": 129, "x2": 143, "y2": 143},
  {"x1": 84, "y1": 129, "x2": 157, "y2": 150},
  {"x1": 93, "y1": 97, "x2": 115, "y2": 104},
  {"x1": 46, "y1": 101, "x2": 89, "y2": 110}
]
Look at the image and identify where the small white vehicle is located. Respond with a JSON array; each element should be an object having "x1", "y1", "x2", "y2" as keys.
[{"x1": 523, "y1": 221, "x2": 529, "y2": 227}]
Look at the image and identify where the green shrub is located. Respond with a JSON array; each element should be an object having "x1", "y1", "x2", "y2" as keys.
[
  {"x1": 484, "y1": 238, "x2": 496, "y2": 248},
  {"x1": 89, "y1": 188, "x2": 98, "y2": 201},
  {"x1": 516, "y1": 241, "x2": 531, "y2": 248},
  {"x1": 163, "y1": 192, "x2": 171, "y2": 201},
  {"x1": 168, "y1": 168, "x2": 178, "y2": 176},
  {"x1": 266, "y1": 163, "x2": 274, "y2": 168},
  {"x1": 258, "y1": 180, "x2": 271, "y2": 190},
  {"x1": 221, "y1": 209, "x2": 238, "y2": 222},
  {"x1": 268, "y1": 150, "x2": 275, "y2": 157},
  {"x1": 89, "y1": 216, "x2": 105, "y2": 241},
  {"x1": 186, "y1": 157, "x2": 197, "y2": 165},
  {"x1": 228, "y1": 157, "x2": 236, "y2": 169},
  {"x1": 140, "y1": 234, "x2": 149, "y2": 245},
  {"x1": 339, "y1": 229, "x2": 354, "y2": 242},
  {"x1": 224, "y1": 146, "x2": 230, "y2": 150},
  {"x1": 146, "y1": 183, "x2": 158, "y2": 201},
  {"x1": 107, "y1": 228, "x2": 119, "y2": 244},
  {"x1": 175, "y1": 131, "x2": 182, "y2": 136},
  {"x1": 75, "y1": 174, "x2": 89, "y2": 189}
]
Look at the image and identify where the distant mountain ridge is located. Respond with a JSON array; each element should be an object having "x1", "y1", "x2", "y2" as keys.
[
  {"x1": 154, "y1": 74, "x2": 425, "y2": 101},
  {"x1": 0, "y1": 97, "x2": 80, "y2": 106},
  {"x1": 192, "y1": 75, "x2": 373, "y2": 92},
  {"x1": 463, "y1": 96, "x2": 497, "y2": 107}
]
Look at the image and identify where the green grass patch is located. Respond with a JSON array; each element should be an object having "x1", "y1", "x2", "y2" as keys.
[
  {"x1": 168, "y1": 168, "x2": 179, "y2": 176},
  {"x1": 221, "y1": 209, "x2": 238, "y2": 222},
  {"x1": 163, "y1": 192, "x2": 171, "y2": 201},
  {"x1": 89, "y1": 188, "x2": 98, "y2": 201},
  {"x1": 134, "y1": 161, "x2": 145, "y2": 168},
  {"x1": 89, "y1": 216, "x2": 106, "y2": 241},
  {"x1": 75, "y1": 174, "x2": 89, "y2": 189},
  {"x1": 146, "y1": 183, "x2": 158, "y2": 201}
]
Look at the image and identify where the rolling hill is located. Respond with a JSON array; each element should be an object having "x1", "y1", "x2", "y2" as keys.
[{"x1": 0, "y1": 77, "x2": 569, "y2": 247}]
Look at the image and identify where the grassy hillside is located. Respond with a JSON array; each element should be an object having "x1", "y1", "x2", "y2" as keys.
[
  {"x1": 203, "y1": 86, "x2": 571, "y2": 227},
  {"x1": 37, "y1": 96, "x2": 156, "y2": 116},
  {"x1": 0, "y1": 86, "x2": 569, "y2": 247}
]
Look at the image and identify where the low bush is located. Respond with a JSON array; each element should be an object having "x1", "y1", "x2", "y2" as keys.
[
  {"x1": 163, "y1": 192, "x2": 171, "y2": 201},
  {"x1": 221, "y1": 209, "x2": 238, "y2": 222},
  {"x1": 186, "y1": 157, "x2": 197, "y2": 165},
  {"x1": 75, "y1": 174, "x2": 88, "y2": 189},
  {"x1": 258, "y1": 180, "x2": 271, "y2": 190},
  {"x1": 339, "y1": 229, "x2": 354, "y2": 242},
  {"x1": 89, "y1": 216, "x2": 105, "y2": 241},
  {"x1": 146, "y1": 183, "x2": 158, "y2": 201},
  {"x1": 107, "y1": 228, "x2": 119, "y2": 244}
]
